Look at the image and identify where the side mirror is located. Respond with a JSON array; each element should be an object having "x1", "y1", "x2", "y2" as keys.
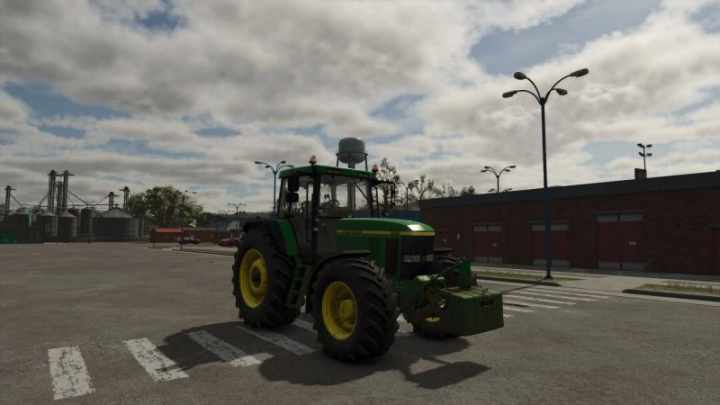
[
  {"x1": 286, "y1": 192, "x2": 299, "y2": 203},
  {"x1": 288, "y1": 174, "x2": 300, "y2": 192}
]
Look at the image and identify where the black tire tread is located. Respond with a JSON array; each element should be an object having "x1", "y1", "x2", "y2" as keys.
[
  {"x1": 231, "y1": 229, "x2": 299, "y2": 327},
  {"x1": 311, "y1": 258, "x2": 400, "y2": 362}
]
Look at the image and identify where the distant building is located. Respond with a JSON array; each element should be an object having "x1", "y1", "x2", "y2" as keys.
[{"x1": 420, "y1": 171, "x2": 720, "y2": 276}]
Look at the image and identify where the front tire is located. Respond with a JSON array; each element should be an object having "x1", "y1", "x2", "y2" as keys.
[
  {"x1": 231, "y1": 229, "x2": 299, "y2": 327},
  {"x1": 311, "y1": 258, "x2": 399, "y2": 362}
]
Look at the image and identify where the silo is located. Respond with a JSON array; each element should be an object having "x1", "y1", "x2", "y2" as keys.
[
  {"x1": 68, "y1": 208, "x2": 81, "y2": 235},
  {"x1": 8, "y1": 208, "x2": 30, "y2": 243},
  {"x1": 94, "y1": 207, "x2": 133, "y2": 241},
  {"x1": 57, "y1": 210, "x2": 78, "y2": 242},
  {"x1": 80, "y1": 207, "x2": 97, "y2": 234},
  {"x1": 37, "y1": 211, "x2": 58, "y2": 238},
  {"x1": 124, "y1": 217, "x2": 139, "y2": 241}
]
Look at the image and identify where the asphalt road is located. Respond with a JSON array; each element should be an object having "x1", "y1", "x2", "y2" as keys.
[{"x1": 1, "y1": 243, "x2": 719, "y2": 404}]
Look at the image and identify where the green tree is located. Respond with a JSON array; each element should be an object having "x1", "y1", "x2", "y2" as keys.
[
  {"x1": 460, "y1": 185, "x2": 476, "y2": 196},
  {"x1": 126, "y1": 186, "x2": 203, "y2": 227}
]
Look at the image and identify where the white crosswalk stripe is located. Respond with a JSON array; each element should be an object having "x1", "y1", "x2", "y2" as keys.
[
  {"x1": 505, "y1": 295, "x2": 575, "y2": 305},
  {"x1": 503, "y1": 306, "x2": 534, "y2": 313},
  {"x1": 234, "y1": 324, "x2": 315, "y2": 355},
  {"x1": 513, "y1": 290, "x2": 596, "y2": 302},
  {"x1": 47, "y1": 346, "x2": 95, "y2": 400},
  {"x1": 504, "y1": 299, "x2": 559, "y2": 309},
  {"x1": 532, "y1": 289, "x2": 610, "y2": 299},
  {"x1": 186, "y1": 331, "x2": 261, "y2": 367},
  {"x1": 123, "y1": 338, "x2": 189, "y2": 382}
]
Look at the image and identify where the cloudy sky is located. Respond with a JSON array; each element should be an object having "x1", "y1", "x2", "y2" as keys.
[{"x1": 1, "y1": 0, "x2": 718, "y2": 213}]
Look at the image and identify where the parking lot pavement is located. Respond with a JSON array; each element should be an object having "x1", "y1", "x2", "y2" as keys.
[{"x1": 1, "y1": 244, "x2": 719, "y2": 404}]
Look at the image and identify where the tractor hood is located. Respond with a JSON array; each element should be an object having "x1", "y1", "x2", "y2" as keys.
[{"x1": 335, "y1": 218, "x2": 435, "y2": 237}]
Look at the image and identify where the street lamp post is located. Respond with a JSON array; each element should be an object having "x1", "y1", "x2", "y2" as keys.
[
  {"x1": 180, "y1": 190, "x2": 197, "y2": 250},
  {"x1": 227, "y1": 202, "x2": 246, "y2": 237},
  {"x1": 637, "y1": 143, "x2": 653, "y2": 171},
  {"x1": 399, "y1": 180, "x2": 419, "y2": 211},
  {"x1": 503, "y1": 68, "x2": 589, "y2": 279},
  {"x1": 255, "y1": 160, "x2": 294, "y2": 218},
  {"x1": 481, "y1": 165, "x2": 516, "y2": 193}
]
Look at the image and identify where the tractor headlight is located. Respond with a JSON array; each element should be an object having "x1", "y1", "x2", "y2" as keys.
[{"x1": 438, "y1": 298, "x2": 447, "y2": 309}]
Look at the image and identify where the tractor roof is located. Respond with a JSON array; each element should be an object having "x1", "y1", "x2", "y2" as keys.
[{"x1": 278, "y1": 165, "x2": 377, "y2": 180}]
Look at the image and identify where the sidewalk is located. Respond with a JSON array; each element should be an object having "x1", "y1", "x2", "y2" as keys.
[{"x1": 472, "y1": 264, "x2": 720, "y2": 302}]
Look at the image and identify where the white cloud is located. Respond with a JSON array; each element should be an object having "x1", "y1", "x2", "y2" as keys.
[{"x1": 0, "y1": 0, "x2": 717, "y2": 213}]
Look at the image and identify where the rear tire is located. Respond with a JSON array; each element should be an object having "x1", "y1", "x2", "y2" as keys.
[
  {"x1": 311, "y1": 258, "x2": 400, "y2": 362},
  {"x1": 231, "y1": 229, "x2": 299, "y2": 327},
  {"x1": 434, "y1": 254, "x2": 478, "y2": 288}
]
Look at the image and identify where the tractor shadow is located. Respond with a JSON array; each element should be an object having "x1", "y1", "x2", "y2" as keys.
[
  {"x1": 257, "y1": 332, "x2": 491, "y2": 389},
  {"x1": 156, "y1": 319, "x2": 491, "y2": 389}
]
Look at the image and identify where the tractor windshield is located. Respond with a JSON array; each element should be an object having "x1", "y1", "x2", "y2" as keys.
[{"x1": 317, "y1": 174, "x2": 372, "y2": 218}]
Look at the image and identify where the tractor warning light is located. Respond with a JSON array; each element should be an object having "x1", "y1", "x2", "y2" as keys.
[
  {"x1": 371, "y1": 164, "x2": 378, "y2": 173},
  {"x1": 309, "y1": 155, "x2": 317, "y2": 164}
]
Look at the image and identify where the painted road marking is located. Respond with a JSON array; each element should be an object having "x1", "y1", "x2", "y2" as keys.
[
  {"x1": 234, "y1": 324, "x2": 315, "y2": 355},
  {"x1": 502, "y1": 306, "x2": 534, "y2": 313},
  {"x1": 292, "y1": 318, "x2": 315, "y2": 332},
  {"x1": 533, "y1": 289, "x2": 610, "y2": 299},
  {"x1": 513, "y1": 290, "x2": 596, "y2": 302},
  {"x1": 47, "y1": 346, "x2": 95, "y2": 400},
  {"x1": 186, "y1": 331, "x2": 261, "y2": 367},
  {"x1": 505, "y1": 295, "x2": 575, "y2": 305},
  {"x1": 503, "y1": 314, "x2": 512, "y2": 318},
  {"x1": 504, "y1": 299, "x2": 559, "y2": 309},
  {"x1": 123, "y1": 338, "x2": 189, "y2": 382}
]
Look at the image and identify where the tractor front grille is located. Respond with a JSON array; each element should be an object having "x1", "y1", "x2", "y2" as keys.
[{"x1": 399, "y1": 236, "x2": 434, "y2": 279}]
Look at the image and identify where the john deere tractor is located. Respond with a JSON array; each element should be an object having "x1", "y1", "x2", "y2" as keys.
[{"x1": 232, "y1": 153, "x2": 504, "y2": 362}]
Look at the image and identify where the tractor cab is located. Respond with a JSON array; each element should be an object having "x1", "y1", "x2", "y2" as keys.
[{"x1": 277, "y1": 159, "x2": 382, "y2": 259}]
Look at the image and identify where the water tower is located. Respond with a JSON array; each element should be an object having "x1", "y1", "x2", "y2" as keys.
[{"x1": 335, "y1": 138, "x2": 368, "y2": 211}]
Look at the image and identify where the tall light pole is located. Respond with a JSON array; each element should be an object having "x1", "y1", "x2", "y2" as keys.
[
  {"x1": 255, "y1": 160, "x2": 294, "y2": 217},
  {"x1": 637, "y1": 143, "x2": 652, "y2": 172},
  {"x1": 227, "y1": 202, "x2": 246, "y2": 236},
  {"x1": 481, "y1": 165, "x2": 516, "y2": 193},
  {"x1": 180, "y1": 190, "x2": 197, "y2": 250},
  {"x1": 399, "y1": 180, "x2": 419, "y2": 211},
  {"x1": 503, "y1": 67, "x2": 589, "y2": 279}
]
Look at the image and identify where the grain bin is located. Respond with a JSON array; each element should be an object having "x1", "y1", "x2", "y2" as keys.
[
  {"x1": 80, "y1": 207, "x2": 97, "y2": 234},
  {"x1": 57, "y1": 210, "x2": 78, "y2": 242},
  {"x1": 94, "y1": 207, "x2": 135, "y2": 241},
  {"x1": 37, "y1": 211, "x2": 58, "y2": 238}
]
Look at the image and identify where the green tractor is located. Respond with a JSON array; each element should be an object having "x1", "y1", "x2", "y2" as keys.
[{"x1": 232, "y1": 154, "x2": 504, "y2": 362}]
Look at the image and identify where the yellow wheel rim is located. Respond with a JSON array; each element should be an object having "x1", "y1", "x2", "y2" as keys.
[
  {"x1": 425, "y1": 316, "x2": 441, "y2": 323},
  {"x1": 322, "y1": 281, "x2": 357, "y2": 340},
  {"x1": 239, "y1": 249, "x2": 267, "y2": 308}
]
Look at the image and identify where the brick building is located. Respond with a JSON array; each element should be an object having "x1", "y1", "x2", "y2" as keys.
[{"x1": 419, "y1": 171, "x2": 720, "y2": 276}]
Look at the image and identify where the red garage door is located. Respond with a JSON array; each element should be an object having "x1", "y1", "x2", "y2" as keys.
[
  {"x1": 596, "y1": 213, "x2": 646, "y2": 271},
  {"x1": 473, "y1": 225, "x2": 503, "y2": 263},
  {"x1": 435, "y1": 230, "x2": 452, "y2": 249},
  {"x1": 532, "y1": 223, "x2": 570, "y2": 267}
]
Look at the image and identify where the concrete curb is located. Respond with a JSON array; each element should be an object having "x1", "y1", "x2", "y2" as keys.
[
  {"x1": 474, "y1": 275, "x2": 562, "y2": 287},
  {"x1": 172, "y1": 248, "x2": 235, "y2": 256},
  {"x1": 622, "y1": 289, "x2": 720, "y2": 302}
]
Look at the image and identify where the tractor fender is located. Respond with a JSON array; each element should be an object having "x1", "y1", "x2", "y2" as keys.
[
  {"x1": 304, "y1": 250, "x2": 370, "y2": 313},
  {"x1": 242, "y1": 220, "x2": 290, "y2": 257}
]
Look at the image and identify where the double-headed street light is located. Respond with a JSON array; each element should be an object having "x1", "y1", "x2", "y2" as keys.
[
  {"x1": 637, "y1": 143, "x2": 653, "y2": 171},
  {"x1": 255, "y1": 160, "x2": 294, "y2": 217},
  {"x1": 503, "y1": 67, "x2": 589, "y2": 279},
  {"x1": 399, "y1": 179, "x2": 419, "y2": 211},
  {"x1": 481, "y1": 165, "x2": 516, "y2": 194},
  {"x1": 227, "y1": 202, "x2": 246, "y2": 237}
]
